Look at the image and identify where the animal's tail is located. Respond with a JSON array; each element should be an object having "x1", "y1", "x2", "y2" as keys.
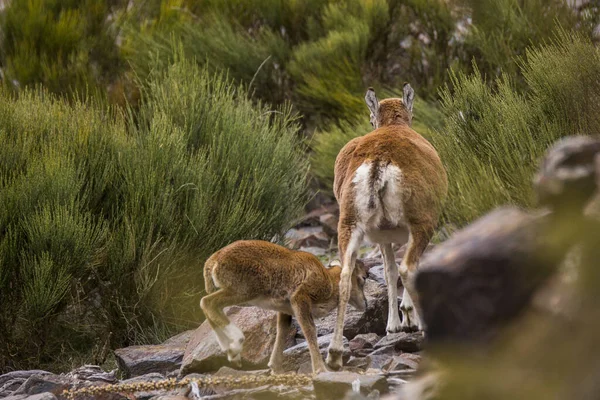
[
  {"x1": 204, "y1": 257, "x2": 219, "y2": 294},
  {"x1": 368, "y1": 160, "x2": 389, "y2": 209}
]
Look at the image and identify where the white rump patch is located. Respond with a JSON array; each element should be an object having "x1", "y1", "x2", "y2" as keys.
[{"x1": 352, "y1": 162, "x2": 407, "y2": 238}]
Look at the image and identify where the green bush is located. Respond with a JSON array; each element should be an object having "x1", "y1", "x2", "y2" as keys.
[
  {"x1": 0, "y1": 0, "x2": 123, "y2": 97},
  {"x1": 432, "y1": 31, "x2": 600, "y2": 226},
  {"x1": 460, "y1": 0, "x2": 583, "y2": 90},
  {"x1": 121, "y1": 0, "x2": 461, "y2": 123},
  {"x1": 0, "y1": 59, "x2": 308, "y2": 371}
]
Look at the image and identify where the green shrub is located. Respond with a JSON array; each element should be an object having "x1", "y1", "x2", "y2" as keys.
[
  {"x1": 0, "y1": 0, "x2": 123, "y2": 97},
  {"x1": 0, "y1": 60, "x2": 308, "y2": 371},
  {"x1": 122, "y1": 0, "x2": 460, "y2": 124},
  {"x1": 460, "y1": 0, "x2": 582, "y2": 89},
  {"x1": 432, "y1": 31, "x2": 600, "y2": 226}
]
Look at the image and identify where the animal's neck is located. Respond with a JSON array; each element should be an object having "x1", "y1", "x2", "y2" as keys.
[{"x1": 378, "y1": 117, "x2": 411, "y2": 128}]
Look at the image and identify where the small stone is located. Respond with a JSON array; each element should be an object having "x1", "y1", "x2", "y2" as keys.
[
  {"x1": 319, "y1": 213, "x2": 339, "y2": 236},
  {"x1": 349, "y1": 333, "x2": 382, "y2": 354},
  {"x1": 374, "y1": 332, "x2": 423, "y2": 353},
  {"x1": 313, "y1": 371, "x2": 388, "y2": 399},
  {"x1": 345, "y1": 356, "x2": 371, "y2": 371},
  {"x1": 369, "y1": 354, "x2": 394, "y2": 370},
  {"x1": 386, "y1": 354, "x2": 421, "y2": 371}
]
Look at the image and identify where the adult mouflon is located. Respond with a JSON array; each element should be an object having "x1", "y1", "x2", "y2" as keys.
[
  {"x1": 200, "y1": 240, "x2": 367, "y2": 374},
  {"x1": 327, "y1": 84, "x2": 447, "y2": 370}
]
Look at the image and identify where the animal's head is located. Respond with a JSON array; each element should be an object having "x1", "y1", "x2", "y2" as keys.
[
  {"x1": 534, "y1": 135, "x2": 600, "y2": 213},
  {"x1": 329, "y1": 259, "x2": 368, "y2": 311},
  {"x1": 365, "y1": 83, "x2": 415, "y2": 129}
]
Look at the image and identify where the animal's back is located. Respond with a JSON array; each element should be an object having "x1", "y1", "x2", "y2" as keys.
[
  {"x1": 204, "y1": 240, "x2": 329, "y2": 299},
  {"x1": 336, "y1": 125, "x2": 447, "y2": 232}
]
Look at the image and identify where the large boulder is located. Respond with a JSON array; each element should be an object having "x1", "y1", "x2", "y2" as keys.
[
  {"x1": 114, "y1": 345, "x2": 184, "y2": 378},
  {"x1": 180, "y1": 306, "x2": 297, "y2": 375},
  {"x1": 415, "y1": 207, "x2": 569, "y2": 343}
]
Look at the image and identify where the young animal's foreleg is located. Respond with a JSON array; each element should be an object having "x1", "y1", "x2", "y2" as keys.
[
  {"x1": 326, "y1": 224, "x2": 363, "y2": 371},
  {"x1": 381, "y1": 243, "x2": 402, "y2": 334},
  {"x1": 268, "y1": 312, "x2": 292, "y2": 374},
  {"x1": 291, "y1": 292, "x2": 327, "y2": 374}
]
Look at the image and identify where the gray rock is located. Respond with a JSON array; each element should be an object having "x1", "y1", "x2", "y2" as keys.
[
  {"x1": 119, "y1": 373, "x2": 174, "y2": 400},
  {"x1": 345, "y1": 357, "x2": 371, "y2": 372},
  {"x1": 114, "y1": 344, "x2": 184, "y2": 378},
  {"x1": 319, "y1": 213, "x2": 339, "y2": 237},
  {"x1": 282, "y1": 334, "x2": 349, "y2": 372},
  {"x1": 374, "y1": 332, "x2": 423, "y2": 353},
  {"x1": 313, "y1": 371, "x2": 388, "y2": 399},
  {"x1": 2, "y1": 395, "x2": 27, "y2": 400},
  {"x1": 162, "y1": 330, "x2": 195, "y2": 347},
  {"x1": 349, "y1": 333, "x2": 382, "y2": 356},
  {"x1": 12, "y1": 373, "x2": 126, "y2": 400},
  {"x1": 199, "y1": 385, "x2": 313, "y2": 400},
  {"x1": 369, "y1": 354, "x2": 394, "y2": 370},
  {"x1": 0, "y1": 371, "x2": 52, "y2": 397},
  {"x1": 67, "y1": 365, "x2": 117, "y2": 383},
  {"x1": 368, "y1": 345, "x2": 397, "y2": 358},
  {"x1": 181, "y1": 306, "x2": 296, "y2": 374},
  {"x1": 385, "y1": 353, "x2": 421, "y2": 371},
  {"x1": 3, "y1": 393, "x2": 56, "y2": 400}
]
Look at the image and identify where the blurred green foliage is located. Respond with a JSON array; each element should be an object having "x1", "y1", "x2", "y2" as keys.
[
  {"x1": 0, "y1": 0, "x2": 124, "y2": 97},
  {"x1": 0, "y1": 60, "x2": 308, "y2": 371},
  {"x1": 432, "y1": 31, "x2": 600, "y2": 226}
]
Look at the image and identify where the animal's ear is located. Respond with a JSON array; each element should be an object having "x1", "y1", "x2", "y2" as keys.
[
  {"x1": 328, "y1": 260, "x2": 342, "y2": 268},
  {"x1": 403, "y1": 82, "x2": 415, "y2": 113},
  {"x1": 365, "y1": 87, "x2": 379, "y2": 117}
]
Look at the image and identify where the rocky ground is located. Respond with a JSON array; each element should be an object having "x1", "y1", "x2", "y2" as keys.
[{"x1": 0, "y1": 203, "x2": 431, "y2": 400}]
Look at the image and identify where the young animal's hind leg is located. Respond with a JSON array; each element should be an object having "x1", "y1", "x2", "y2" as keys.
[{"x1": 200, "y1": 290, "x2": 253, "y2": 366}]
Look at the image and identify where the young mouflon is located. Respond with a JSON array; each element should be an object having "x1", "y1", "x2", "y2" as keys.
[
  {"x1": 327, "y1": 84, "x2": 448, "y2": 370},
  {"x1": 200, "y1": 240, "x2": 367, "y2": 374}
]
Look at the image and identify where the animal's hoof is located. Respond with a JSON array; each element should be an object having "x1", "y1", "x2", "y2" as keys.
[
  {"x1": 227, "y1": 352, "x2": 242, "y2": 368},
  {"x1": 401, "y1": 324, "x2": 419, "y2": 333},
  {"x1": 386, "y1": 325, "x2": 403, "y2": 334},
  {"x1": 325, "y1": 349, "x2": 343, "y2": 371},
  {"x1": 314, "y1": 365, "x2": 329, "y2": 375}
]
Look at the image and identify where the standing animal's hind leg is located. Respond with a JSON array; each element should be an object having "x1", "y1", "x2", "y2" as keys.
[
  {"x1": 200, "y1": 290, "x2": 253, "y2": 366},
  {"x1": 326, "y1": 224, "x2": 364, "y2": 371},
  {"x1": 399, "y1": 225, "x2": 433, "y2": 332},
  {"x1": 381, "y1": 243, "x2": 402, "y2": 334}
]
